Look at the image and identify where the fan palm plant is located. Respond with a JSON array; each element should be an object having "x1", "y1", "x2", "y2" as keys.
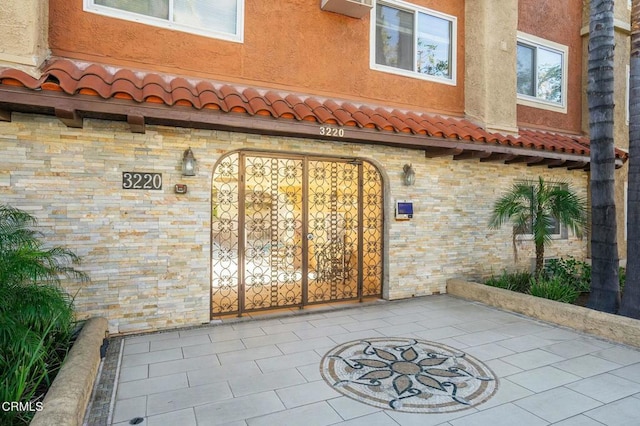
[
  {"x1": 489, "y1": 177, "x2": 587, "y2": 277},
  {"x1": 0, "y1": 205, "x2": 88, "y2": 286},
  {"x1": 0, "y1": 205, "x2": 87, "y2": 424}
]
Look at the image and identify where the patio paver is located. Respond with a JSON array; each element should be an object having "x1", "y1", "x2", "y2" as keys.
[{"x1": 90, "y1": 295, "x2": 640, "y2": 425}]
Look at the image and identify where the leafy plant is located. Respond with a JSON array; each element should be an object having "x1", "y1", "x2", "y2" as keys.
[
  {"x1": 485, "y1": 270, "x2": 532, "y2": 293},
  {"x1": 0, "y1": 204, "x2": 88, "y2": 286},
  {"x1": 0, "y1": 283, "x2": 77, "y2": 425},
  {"x1": 529, "y1": 276, "x2": 580, "y2": 304},
  {"x1": 544, "y1": 257, "x2": 591, "y2": 293},
  {"x1": 0, "y1": 205, "x2": 86, "y2": 425},
  {"x1": 619, "y1": 267, "x2": 627, "y2": 293},
  {"x1": 489, "y1": 177, "x2": 587, "y2": 277}
]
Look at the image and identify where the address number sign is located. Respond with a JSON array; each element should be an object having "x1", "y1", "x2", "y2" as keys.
[{"x1": 122, "y1": 172, "x2": 162, "y2": 190}]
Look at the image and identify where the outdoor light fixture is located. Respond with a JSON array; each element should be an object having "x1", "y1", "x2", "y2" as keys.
[
  {"x1": 402, "y1": 164, "x2": 416, "y2": 186},
  {"x1": 182, "y1": 147, "x2": 197, "y2": 176}
]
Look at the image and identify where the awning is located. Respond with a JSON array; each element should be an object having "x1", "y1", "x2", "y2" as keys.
[{"x1": 0, "y1": 58, "x2": 627, "y2": 170}]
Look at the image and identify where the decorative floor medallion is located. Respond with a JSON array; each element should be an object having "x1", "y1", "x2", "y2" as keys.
[{"x1": 320, "y1": 338, "x2": 498, "y2": 413}]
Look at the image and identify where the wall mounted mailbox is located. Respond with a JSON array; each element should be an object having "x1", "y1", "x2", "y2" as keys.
[{"x1": 395, "y1": 200, "x2": 413, "y2": 220}]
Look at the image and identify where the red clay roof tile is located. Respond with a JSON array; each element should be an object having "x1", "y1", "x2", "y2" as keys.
[
  {"x1": 142, "y1": 84, "x2": 172, "y2": 104},
  {"x1": 76, "y1": 74, "x2": 113, "y2": 98},
  {"x1": 247, "y1": 96, "x2": 274, "y2": 117},
  {"x1": 112, "y1": 79, "x2": 143, "y2": 101},
  {"x1": 142, "y1": 73, "x2": 172, "y2": 92},
  {"x1": 0, "y1": 69, "x2": 44, "y2": 89},
  {"x1": 303, "y1": 98, "x2": 335, "y2": 123},
  {"x1": 112, "y1": 69, "x2": 141, "y2": 87},
  {"x1": 0, "y1": 58, "x2": 628, "y2": 163},
  {"x1": 270, "y1": 99, "x2": 296, "y2": 119}
]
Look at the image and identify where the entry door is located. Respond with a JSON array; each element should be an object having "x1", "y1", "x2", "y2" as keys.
[{"x1": 211, "y1": 152, "x2": 382, "y2": 316}]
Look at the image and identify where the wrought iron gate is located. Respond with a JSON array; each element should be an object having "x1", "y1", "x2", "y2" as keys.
[{"x1": 211, "y1": 152, "x2": 383, "y2": 316}]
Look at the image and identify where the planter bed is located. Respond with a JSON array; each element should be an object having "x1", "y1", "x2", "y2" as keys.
[
  {"x1": 30, "y1": 317, "x2": 108, "y2": 426},
  {"x1": 447, "y1": 278, "x2": 640, "y2": 348}
]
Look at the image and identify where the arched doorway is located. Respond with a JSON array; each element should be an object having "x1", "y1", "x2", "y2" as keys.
[{"x1": 211, "y1": 151, "x2": 384, "y2": 316}]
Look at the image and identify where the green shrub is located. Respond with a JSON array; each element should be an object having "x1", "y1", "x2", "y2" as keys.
[
  {"x1": 529, "y1": 276, "x2": 580, "y2": 304},
  {"x1": 485, "y1": 270, "x2": 532, "y2": 293},
  {"x1": 0, "y1": 205, "x2": 88, "y2": 286},
  {"x1": 0, "y1": 282, "x2": 75, "y2": 425},
  {"x1": 544, "y1": 257, "x2": 591, "y2": 293},
  {"x1": 0, "y1": 205, "x2": 86, "y2": 425}
]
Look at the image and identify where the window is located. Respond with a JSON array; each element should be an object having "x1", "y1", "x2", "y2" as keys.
[
  {"x1": 516, "y1": 183, "x2": 567, "y2": 239},
  {"x1": 519, "y1": 215, "x2": 562, "y2": 238},
  {"x1": 517, "y1": 32, "x2": 567, "y2": 112},
  {"x1": 85, "y1": 0, "x2": 244, "y2": 42},
  {"x1": 372, "y1": 1, "x2": 456, "y2": 84}
]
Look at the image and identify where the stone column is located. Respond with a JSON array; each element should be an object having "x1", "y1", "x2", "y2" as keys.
[
  {"x1": 464, "y1": 0, "x2": 518, "y2": 135},
  {"x1": 0, "y1": 0, "x2": 49, "y2": 76}
]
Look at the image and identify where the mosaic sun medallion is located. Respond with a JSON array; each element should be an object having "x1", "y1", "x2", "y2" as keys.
[{"x1": 320, "y1": 337, "x2": 498, "y2": 413}]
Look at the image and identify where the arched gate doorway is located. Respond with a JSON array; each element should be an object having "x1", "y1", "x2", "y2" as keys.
[{"x1": 211, "y1": 151, "x2": 383, "y2": 316}]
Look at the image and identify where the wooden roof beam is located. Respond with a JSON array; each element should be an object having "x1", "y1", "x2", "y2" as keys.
[
  {"x1": 127, "y1": 115, "x2": 146, "y2": 133},
  {"x1": 453, "y1": 150, "x2": 492, "y2": 161},
  {"x1": 567, "y1": 161, "x2": 589, "y2": 170},
  {"x1": 504, "y1": 156, "x2": 544, "y2": 165},
  {"x1": 0, "y1": 109, "x2": 11, "y2": 122},
  {"x1": 55, "y1": 108, "x2": 83, "y2": 128},
  {"x1": 425, "y1": 147, "x2": 463, "y2": 158},
  {"x1": 528, "y1": 158, "x2": 567, "y2": 168},
  {"x1": 480, "y1": 153, "x2": 517, "y2": 163}
]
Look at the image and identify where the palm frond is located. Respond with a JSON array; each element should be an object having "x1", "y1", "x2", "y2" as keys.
[
  {"x1": 490, "y1": 177, "x2": 587, "y2": 276},
  {"x1": 0, "y1": 204, "x2": 89, "y2": 287}
]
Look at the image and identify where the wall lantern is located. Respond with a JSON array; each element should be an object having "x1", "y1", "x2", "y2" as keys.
[
  {"x1": 402, "y1": 164, "x2": 416, "y2": 186},
  {"x1": 182, "y1": 147, "x2": 197, "y2": 176}
]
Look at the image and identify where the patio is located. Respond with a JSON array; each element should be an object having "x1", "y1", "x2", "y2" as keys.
[{"x1": 87, "y1": 295, "x2": 640, "y2": 425}]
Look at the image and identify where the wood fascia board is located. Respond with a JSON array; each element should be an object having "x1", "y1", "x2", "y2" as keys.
[{"x1": 0, "y1": 86, "x2": 597, "y2": 169}]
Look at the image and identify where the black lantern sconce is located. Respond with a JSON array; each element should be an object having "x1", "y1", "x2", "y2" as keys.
[
  {"x1": 402, "y1": 164, "x2": 416, "y2": 186},
  {"x1": 182, "y1": 147, "x2": 197, "y2": 176}
]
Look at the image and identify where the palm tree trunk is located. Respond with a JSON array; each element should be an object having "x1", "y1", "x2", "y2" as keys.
[
  {"x1": 620, "y1": 0, "x2": 640, "y2": 318},
  {"x1": 535, "y1": 242, "x2": 544, "y2": 277},
  {"x1": 587, "y1": 0, "x2": 620, "y2": 313}
]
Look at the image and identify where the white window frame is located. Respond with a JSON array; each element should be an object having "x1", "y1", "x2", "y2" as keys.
[
  {"x1": 370, "y1": 0, "x2": 457, "y2": 86},
  {"x1": 516, "y1": 31, "x2": 568, "y2": 114},
  {"x1": 83, "y1": 0, "x2": 244, "y2": 43}
]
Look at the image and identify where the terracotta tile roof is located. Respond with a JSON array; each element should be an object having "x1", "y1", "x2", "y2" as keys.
[{"x1": 0, "y1": 58, "x2": 627, "y2": 163}]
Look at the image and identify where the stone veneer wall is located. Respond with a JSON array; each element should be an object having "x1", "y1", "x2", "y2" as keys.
[{"x1": 0, "y1": 113, "x2": 588, "y2": 333}]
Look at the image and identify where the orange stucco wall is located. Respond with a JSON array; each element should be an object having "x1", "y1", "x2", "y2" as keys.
[
  {"x1": 49, "y1": 0, "x2": 465, "y2": 116},
  {"x1": 517, "y1": 0, "x2": 583, "y2": 133}
]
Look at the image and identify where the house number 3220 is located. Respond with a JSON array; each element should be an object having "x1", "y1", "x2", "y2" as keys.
[
  {"x1": 122, "y1": 172, "x2": 162, "y2": 190},
  {"x1": 319, "y1": 126, "x2": 345, "y2": 137}
]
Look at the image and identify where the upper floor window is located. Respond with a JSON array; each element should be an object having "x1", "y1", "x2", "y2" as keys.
[
  {"x1": 372, "y1": 1, "x2": 456, "y2": 85},
  {"x1": 85, "y1": 0, "x2": 244, "y2": 42},
  {"x1": 517, "y1": 32, "x2": 568, "y2": 112}
]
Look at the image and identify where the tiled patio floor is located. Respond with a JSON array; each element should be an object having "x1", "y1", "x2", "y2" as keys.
[{"x1": 91, "y1": 295, "x2": 640, "y2": 425}]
